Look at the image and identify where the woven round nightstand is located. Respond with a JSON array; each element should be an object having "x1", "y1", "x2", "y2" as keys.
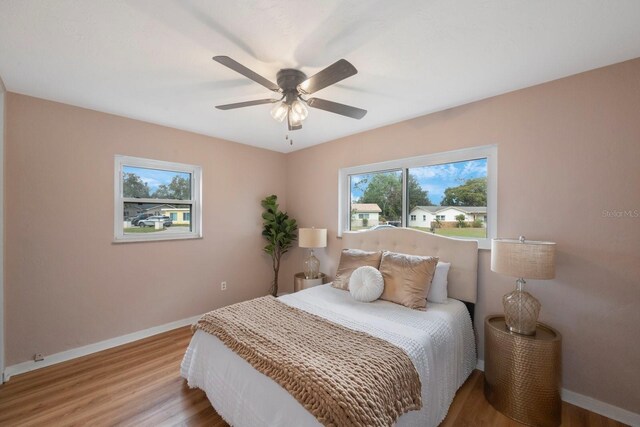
[{"x1": 484, "y1": 315, "x2": 562, "y2": 427}]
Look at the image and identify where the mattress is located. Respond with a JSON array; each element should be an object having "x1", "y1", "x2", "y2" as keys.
[{"x1": 181, "y1": 284, "x2": 476, "y2": 427}]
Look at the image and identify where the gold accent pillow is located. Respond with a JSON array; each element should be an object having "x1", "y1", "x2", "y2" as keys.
[
  {"x1": 332, "y1": 249, "x2": 383, "y2": 290},
  {"x1": 379, "y1": 251, "x2": 439, "y2": 310}
]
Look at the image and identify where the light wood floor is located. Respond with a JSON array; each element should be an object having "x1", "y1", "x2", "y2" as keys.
[{"x1": 0, "y1": 326, "x2": 627, "y2": 427}]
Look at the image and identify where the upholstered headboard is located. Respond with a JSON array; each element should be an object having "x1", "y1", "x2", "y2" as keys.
[{"x1": 341, "y1": 228, "x2": 478, "y2": 304}]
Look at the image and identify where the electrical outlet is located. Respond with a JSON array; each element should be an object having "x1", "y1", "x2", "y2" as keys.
[
  {"x1": 34, "y1": 353, "x2": 44, "y2": 362},
  {"x1": 221, "y1": 281, "x2": 227, "y2": 291}
]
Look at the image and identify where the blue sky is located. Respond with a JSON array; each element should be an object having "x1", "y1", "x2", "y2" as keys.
[
  {"x1": 351, "y1": 158, "x2": 487, "y2": 205},
  {"x1": 124, "y1": 166, "x2": 190, "y2": 192}
]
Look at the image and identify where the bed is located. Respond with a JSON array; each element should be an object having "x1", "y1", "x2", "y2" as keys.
[{"x1": 181, "y1": 228, "x2": 478, "y2": 427}]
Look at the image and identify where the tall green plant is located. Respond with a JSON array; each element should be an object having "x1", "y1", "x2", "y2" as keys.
[{"x1": 261, "y1": 195, "x2": 298, "y2": 296}]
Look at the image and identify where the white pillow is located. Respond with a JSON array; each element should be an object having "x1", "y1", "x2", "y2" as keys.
[
  {"x1": 349, "y1": 266, "x2": 384, "y2": 302},
  {"x1": 427, "y1": 262, "x2": 451, "y2": 303}
]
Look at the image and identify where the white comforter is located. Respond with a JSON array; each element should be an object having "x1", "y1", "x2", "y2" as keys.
[{"x1": 181, "y1": 285, "x2": 476, "y2": 427}]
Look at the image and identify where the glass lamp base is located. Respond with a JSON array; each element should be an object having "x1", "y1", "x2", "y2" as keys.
[
  {"x1": 503, "y1": 280, "x2": 541, "y2": 335},
  {"x1": 304, "y1": 249, "x2": 320, "y2": 279}
]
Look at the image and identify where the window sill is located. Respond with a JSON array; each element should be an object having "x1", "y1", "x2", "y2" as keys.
[{"x1": 112, "y1": 234, "x2": 203, "y2": 244}]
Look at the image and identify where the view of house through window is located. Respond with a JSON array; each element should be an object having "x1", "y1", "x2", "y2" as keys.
[
  {"x1": 348, "y1": 158, "x2": 488, "y2": 239},
  {"x1": 122, "y1": 166, "x2": 193, "y2": 235},
  {"x1": 407, "y1": 158, "x2": 487, "y2": 238},
  {"x1": 349, "y1": 170, "x2": 403, "y2": 230}
]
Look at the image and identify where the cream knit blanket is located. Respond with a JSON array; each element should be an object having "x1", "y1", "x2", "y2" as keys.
[{"x1": 193, "y1": 296, "x2": 422, "y2": 427}]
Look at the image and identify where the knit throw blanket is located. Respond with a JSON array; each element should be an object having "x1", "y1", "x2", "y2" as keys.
[{"x1": 193, "y1": 296, "x2": 422, "y2": 427}]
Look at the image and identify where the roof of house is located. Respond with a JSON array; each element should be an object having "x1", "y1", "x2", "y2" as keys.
[
  {"x1": 351, "y1": 203, "x2": 382, "y2": 213},
  {"x1": 412, "y1": 206, "x2": 487, "y2": 214},
  {"x1": 144, "y1": 204, "x2": 178, "y2": 212}
]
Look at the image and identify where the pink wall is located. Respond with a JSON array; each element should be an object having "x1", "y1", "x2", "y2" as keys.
[
  {"x1": 4, "y1": 59, "x2": 639, "y2": 413},
  {"x1": 281, "y1": 58, "x2": 640, "y2": 412},
  {"x1": 5, "y1": 93, "x2": 287, "y2": 366}
]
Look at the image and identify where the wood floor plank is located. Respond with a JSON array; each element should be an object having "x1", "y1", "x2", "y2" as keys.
[{"x1": 0, "y1": 326, "x2": 629, "y2": 426}]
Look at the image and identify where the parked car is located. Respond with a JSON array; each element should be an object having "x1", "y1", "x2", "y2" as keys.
[
  {"x1": 131, "y1": 213, "x2": 152, "y2": 226},
  {"x1": 370, "y1": 224, "x2": 396, "y2": 230},
  {"x1": 139, "y1": 216, "x2": 172, "y2": 227}
]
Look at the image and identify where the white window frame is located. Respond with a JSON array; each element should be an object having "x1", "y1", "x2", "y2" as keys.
[
  {"x1": 114, "y1": 155, "x2": 202, "y2": 243},
  {"x1": 338, "y1": 145, "x2": 497, "y2": 250}
]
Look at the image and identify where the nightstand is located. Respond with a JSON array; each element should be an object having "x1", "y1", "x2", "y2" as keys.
[
  {"x1": 293, "y1": 272, "x2": 327, "y2": 292},
  {"x1": 484, "y1": 315, "x2": 562, "y2": 427}
]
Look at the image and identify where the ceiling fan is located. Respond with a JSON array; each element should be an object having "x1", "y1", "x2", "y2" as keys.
[{"x1": 213, "y1": 56, "x2": 367, "y2": 131}]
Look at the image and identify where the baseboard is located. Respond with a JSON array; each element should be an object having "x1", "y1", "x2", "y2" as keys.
[
  {"x1": 3, "y1": 314, "x2": 203, "y2": 381},
  {"x1": 476, "y1": 359, "x2": 640, "y2": 426}
]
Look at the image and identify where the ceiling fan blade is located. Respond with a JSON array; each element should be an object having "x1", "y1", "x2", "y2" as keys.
[
  {"x1": 297, "y1": 59, "x2": 358, "y2": 95},
  {"x1": 213, "y1": 56, "x2": 280, "y2": 92},
  {"x1": 215, "y1": 98, "x2": 277, "y2": 110},
  {"x1": 306, "y1": 98, "x2": 367, "y2": 119}
]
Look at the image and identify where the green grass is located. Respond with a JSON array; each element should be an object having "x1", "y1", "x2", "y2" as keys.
[
  {"x1": 349, "y1": 225, "x2": 486, "y2": 238},
  {"x1": 410, "y1": 226, "x2": 486, "y2": 237},
  {"x1": 124, "y1": 227, "x2": 166, "y2": 233},
  {"x1": 434, "y1": 227, "x2": 486, "y2": 238}
]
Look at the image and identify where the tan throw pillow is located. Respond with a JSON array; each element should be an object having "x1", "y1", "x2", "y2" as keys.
[
  {"x1": 332, "y1": 249, "x2": 383, "y2": 290},
  {"x1": 379, "y1": 251, "x2": 439, "y2": 310}
]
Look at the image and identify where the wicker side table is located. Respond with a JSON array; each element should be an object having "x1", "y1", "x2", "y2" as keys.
[{"x1": 484, "y1": 315, "x2": 562, "y2": 427}]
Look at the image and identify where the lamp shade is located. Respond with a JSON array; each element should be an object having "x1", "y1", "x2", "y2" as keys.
[
  {"x1": 299, "y1": 228, "x2": 327, "y2": 248},
  {"x1": 491, "y1": 238, "x2": 556, "y2": 279}
]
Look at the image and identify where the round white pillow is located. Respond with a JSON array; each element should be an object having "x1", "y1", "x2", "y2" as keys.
[{"x1": 349, "y1": 266, "x2": 384, "y2": 302}]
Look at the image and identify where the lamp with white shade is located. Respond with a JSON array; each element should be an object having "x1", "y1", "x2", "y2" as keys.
[
  {"x1": 298, "y1": 228, "x2": 327, "y2": 279},
  {"x1": 491, "y1": 236, "x2": 557, "y2": 335}
]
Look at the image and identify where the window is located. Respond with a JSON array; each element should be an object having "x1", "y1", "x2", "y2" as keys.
[
  {"x1": 349, "y1": 170, "x2": 402, "y2": 231},
  {"x1": 114, "y1": 156, "x2": 202, "y2": 242},
  {"x1": 339, "y1": 145, "x2": 497, "y2": 249}
]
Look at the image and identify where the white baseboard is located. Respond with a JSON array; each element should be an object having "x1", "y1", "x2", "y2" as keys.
[
  {"x1": 3, "y1": 314, "x2": 202, "y2": 381},
  {"x1": 476, "y1": 359, "x2": 639, "y2": 426}
]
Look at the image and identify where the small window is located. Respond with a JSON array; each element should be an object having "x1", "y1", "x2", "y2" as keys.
[
  {"x1": 115, "y1": 156, "x2": 202, "y2": 242},
  {"x1": 423, "y1": 215, "x2": 427, "y2": 221},
  {"x1": 410, "y1": 215, "x2": 417, "y2": 221}
]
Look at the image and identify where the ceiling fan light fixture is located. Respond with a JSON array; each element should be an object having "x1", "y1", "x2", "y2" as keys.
[
  {"x1": 288, "y1": 110, "x2": 302, "y2": 130},
  {"x1": 270, "y1": 101, "x2": 288, "y2": 122},
  {"x1": 290, "y1": 99, "x2": 309, "y2": 121}
]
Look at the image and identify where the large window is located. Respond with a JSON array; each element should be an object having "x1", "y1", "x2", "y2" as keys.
[
  {"x1": 339, "y1": 146, "x2": 497, "y2": 249},
  {"x1": 114, "y1": 156, "x2": 202, "y2": 242}
]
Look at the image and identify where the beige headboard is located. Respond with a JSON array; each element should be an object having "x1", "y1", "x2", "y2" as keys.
[{"x1": 341, "y1": 228, "x2": 478, "y2": 303}]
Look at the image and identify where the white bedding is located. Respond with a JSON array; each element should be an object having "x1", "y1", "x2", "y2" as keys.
[{"x1": 181, "y1": 284, "x2": 476, "y2": 427}]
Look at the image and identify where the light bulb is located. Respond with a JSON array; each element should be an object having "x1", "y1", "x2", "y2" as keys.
[
  {"x1": 288, "y1": 110, "x2": 302, "y2": 129},
  {"x1": 270, "y1": 101, "x2": 288, "y2": 122},
  {"x1": 290, "y1": 99, "x2": 308, "y2": 121}
]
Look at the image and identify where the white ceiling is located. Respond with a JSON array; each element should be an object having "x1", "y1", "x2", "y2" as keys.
[{"x1": 1, "y1": 1, "x2": 640, "y2": 153}]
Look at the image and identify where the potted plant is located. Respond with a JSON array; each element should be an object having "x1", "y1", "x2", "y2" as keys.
[{"x1": 261, "y1": 195, "x2": 298, "y2": 296}]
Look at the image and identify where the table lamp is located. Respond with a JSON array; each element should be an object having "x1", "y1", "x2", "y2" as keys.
[
  {"x1": 491, "y1": 236, "x2": 556, "y2": 335},
  {"x1": 298, "y1": 228, "x2": 327, "y2": 279}
]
